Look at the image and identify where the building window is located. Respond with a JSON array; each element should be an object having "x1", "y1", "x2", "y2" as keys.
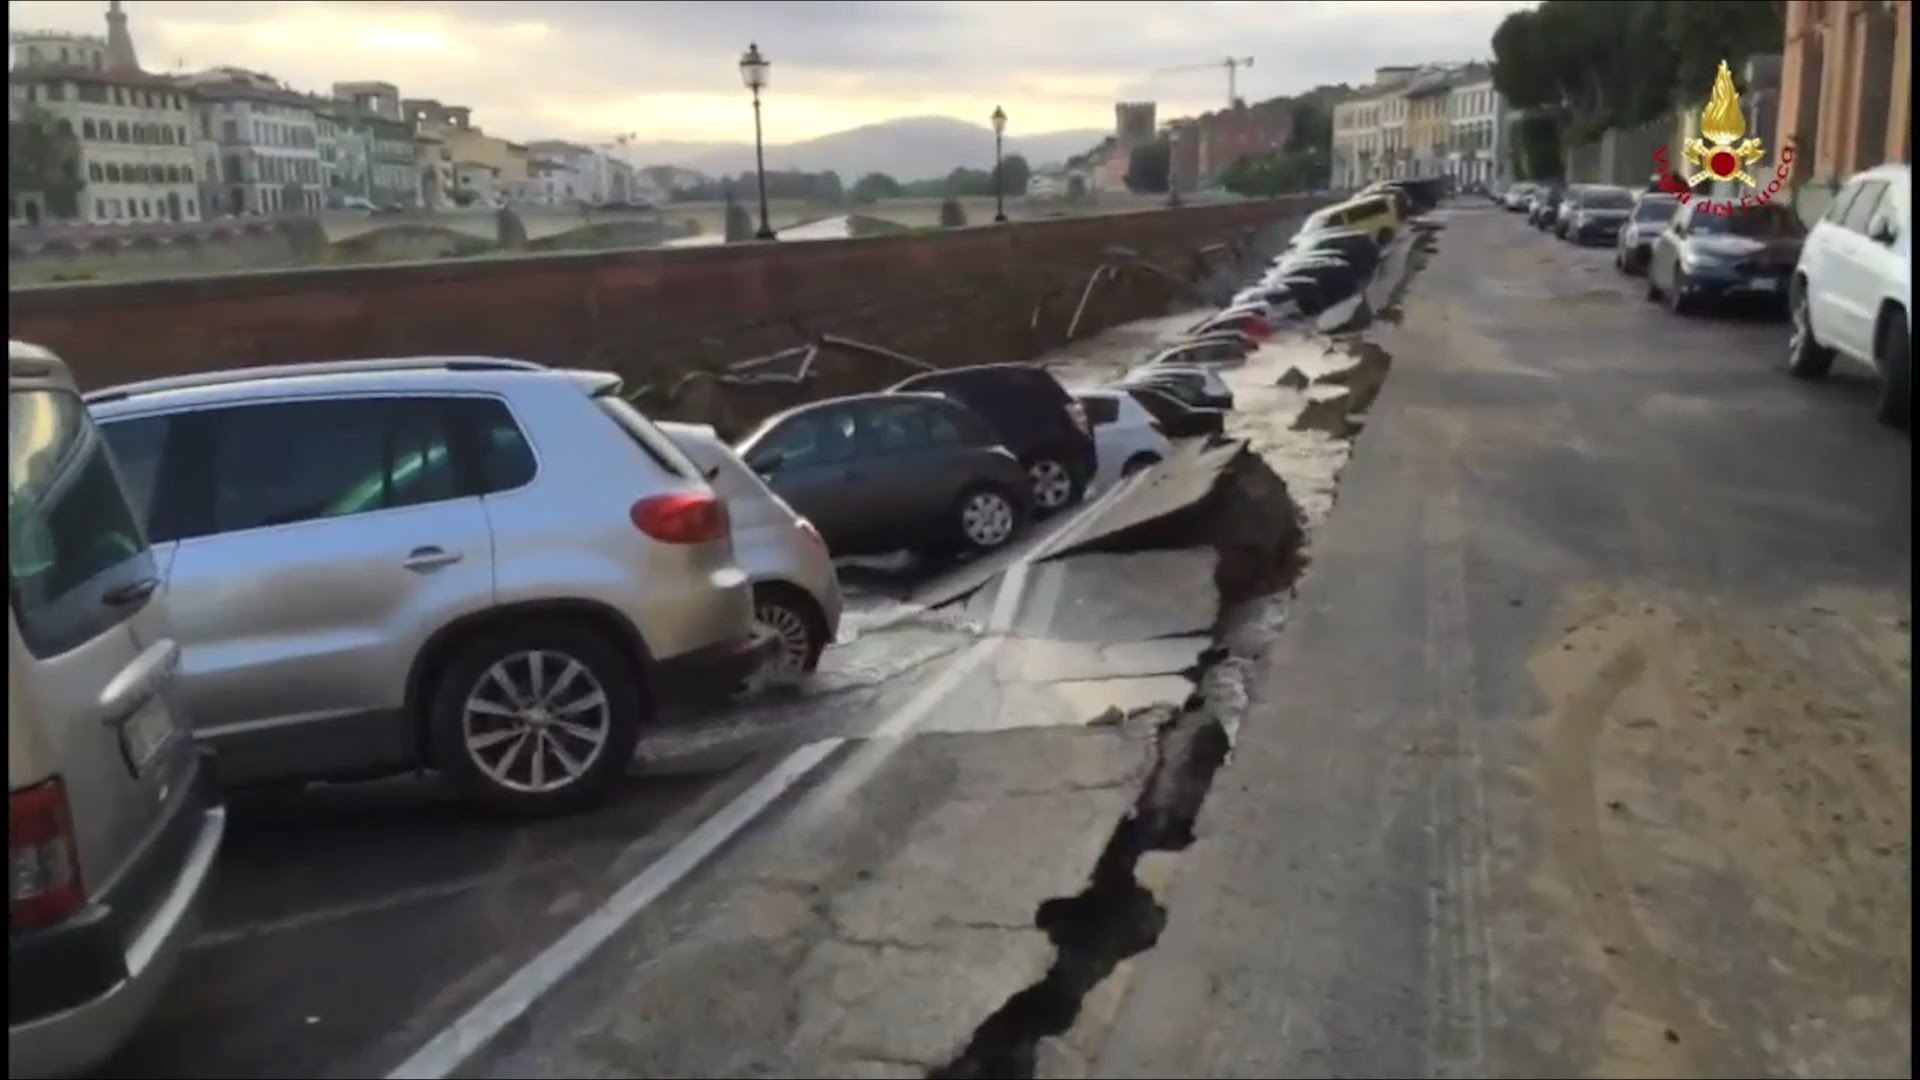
[
  {"x1": 185, "y1": 164, "x2": 194, "y2": 182},
  {"x1": 177, "y1": 124, "x2": 187, "y2": 144},
  {"x1": 114, "y1": 120, "x2": 129, "y2": 141},
  {"x1": 105, "y1": 163, "x2": 121, "y2": 182},
  {"x1": 82, "y1": 118, "x2": 96, "y2": 140},
  {"x1": 112, "y1": 86, "x2": 123, "y2": 106},
  {"x1": 88, "y1": 162, "x2": 103, "y2": 182},
  {"x1": 76, "y1": 83, "x2": 106, "y2": 104},
  {"x1": 187, "y1": 197, "x2": 196, "y2": 216},
  {"x1": 46, "y1": 82, "x2": 66, "y2": 102}
]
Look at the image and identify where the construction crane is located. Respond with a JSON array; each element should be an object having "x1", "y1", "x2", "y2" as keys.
[{"x1": 1157, "y1": 56, "x2": 1255, "y2": 108}]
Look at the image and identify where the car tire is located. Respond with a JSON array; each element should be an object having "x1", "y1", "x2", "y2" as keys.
[
  {"x1": 1025, "y1": 456, "x2": 1080, "y2": 515},
  {"x1": 1375, "y1": 228, "x2": 1393, "y2": 247},
  {"x1": 1665, "y1": 270, "x2": 1692, "y2": 316},
  {"x1": 1874, "y1": 314, "x2": 1911, "y2": 431},
  {"x1": 747, "y1": 583, "x2": 827, "y2": 687},
  {"x1": 1645, "y1": 272, "x2": 1664, "y2": 303},
  {"x1": 1120, "y1": 452, "x2": 1162, "y2": 477},
  {"x1": 429, "y1": 619, "x2": 642, "y2": 817},
  {"x1": 952, "y1": 484, "x2": 1023, "y2": 553},
  {"x1": 1786, "y1": 277, "x2": 1835, "y2": 381},
  {"x1": 1613, "y1": 250, "x2": 1625, "y2": 273}
]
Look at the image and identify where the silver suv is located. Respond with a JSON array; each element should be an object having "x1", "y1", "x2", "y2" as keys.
[{"x1": 87, "y1": 358, "x2": 766, "y2": 815}]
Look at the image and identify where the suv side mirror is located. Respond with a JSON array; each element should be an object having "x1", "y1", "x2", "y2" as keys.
[
  {"x1": 1870, "y1": 218, "x2": 1898, "y2": 245},
  {"x1": 747, "y1": 450, "x2": 784, "y2": 476}
]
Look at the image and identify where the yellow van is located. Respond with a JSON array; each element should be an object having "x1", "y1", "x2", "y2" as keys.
[{"x1": 1302, "y1": 194, "x2": 1404, "y2": 247}]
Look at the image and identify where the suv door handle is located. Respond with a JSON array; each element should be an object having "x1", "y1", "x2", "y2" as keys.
[
  {"x1": 102, "y1": 576, "x2": 160, "y2": 608},
  {"x1": 402, "y1": 546, "x2": 463, "y2": 571}
]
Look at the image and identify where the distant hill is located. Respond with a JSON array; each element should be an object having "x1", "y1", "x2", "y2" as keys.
[{"x1": 625, "y1": 117, "x2": 1110, "y2": 183}]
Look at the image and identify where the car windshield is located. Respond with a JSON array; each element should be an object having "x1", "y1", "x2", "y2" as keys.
[
  {"x1": 1691, "y1": 205, "x2": 1804, "y2": 238},
  {"x1": 1635, "y1": 197, "x2": 1680, "y2": 222},
  {"x1": 1584, "y1": 189, "x2": 1634, "y2": 210}
]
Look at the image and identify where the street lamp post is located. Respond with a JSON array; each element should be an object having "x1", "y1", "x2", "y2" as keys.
[
  {"x1": 739, "y1": 43, "x2": 777, "y2": 241},
  {"x1": 990, "y1": 105, "x2": 1008, "y2": 223}
]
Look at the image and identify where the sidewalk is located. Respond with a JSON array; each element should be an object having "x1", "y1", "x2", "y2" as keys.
[{"x1": 1089, "y1": 208, "x2": 1912, "y2": 1079}]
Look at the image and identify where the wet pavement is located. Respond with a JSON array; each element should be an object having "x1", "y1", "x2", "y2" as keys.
[{"x1": 91, "y1": 219, "x2": 1391, "y2": 1080}]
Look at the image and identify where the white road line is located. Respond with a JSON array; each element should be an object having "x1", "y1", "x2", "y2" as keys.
[
  {"x1": 383, "y1": 737, "x2": 843, "y2": 1080},
  {"x1": 384, "y1": 480, "x2": 1122, "y2": 1080}
]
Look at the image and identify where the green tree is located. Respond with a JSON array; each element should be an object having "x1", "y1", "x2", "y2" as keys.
[
  {"x1": 992, "y1": 153, "x2": 1031, "y2": 197},
  {"x1": 1066, "y1": 175, "x2": 1089, "y2": 199},
  {"x1": 850, "y1": 171, "x2": 903, "y2": 204},
  {"x1": 8, "y1": 105, "x2": 85, "y2": 221},
  {"x1": 1125, "y1": 139, "x2": 1171, "y2": 193},
  {"x1": 724, "y1": 188, "x2": 753, "y2": 242},
  {"x1": 938, "y1": 196, "x2": 968, "y2": 228}
]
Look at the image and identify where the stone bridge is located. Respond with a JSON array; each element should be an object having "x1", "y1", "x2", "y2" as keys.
[{"x1": 313, "y1": 206, "x2": 670, "y2": 245}]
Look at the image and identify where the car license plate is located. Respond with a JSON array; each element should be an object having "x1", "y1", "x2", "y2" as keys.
[
  {"x1": 120, "y1": 700, "x2": 179, "y2": 774},
  {"x1": 1750, "y1": 276, "x2": 1779, "y2": 292}
]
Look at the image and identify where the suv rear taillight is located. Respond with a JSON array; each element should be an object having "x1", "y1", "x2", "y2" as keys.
[
  {"x1": 1066, "y1": 400, "x2": 1091, "y2": 437},
  {"x1": 10, "y1": 777, "x2": 85, "y2": 934},
  {"x1": 630, "y1": 493, "x2": 730, "y2": 544}
]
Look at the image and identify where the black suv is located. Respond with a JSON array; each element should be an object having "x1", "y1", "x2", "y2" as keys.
[{"x1": 890, "y1": 364, "x2": 1097, "y2": 515}]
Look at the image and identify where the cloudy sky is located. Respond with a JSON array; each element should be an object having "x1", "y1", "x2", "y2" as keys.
[{"x1": 11, "y1": 0, "x2": 1529, "y2": 144}]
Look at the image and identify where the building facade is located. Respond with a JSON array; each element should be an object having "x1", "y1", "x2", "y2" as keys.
[
  {"x1": 7, "y1": 5, "x2": 202, "y2": 226},
  {"x1": 185, "y1": 68, "x2": 325, "y2": 216},
  {"x1": 406, "y1": 97, "x2": 526, "y2": 207},
  {"x1": 1167, "y1": 98, "x2": 1293, "y2": 192},
  {"x1": 1446, "y1": 68, "x2": 1506, "y2": 187},
  {"x1": 1777, "y1": 0, "x2": 1911, "y2": 204},
  {"x1": 1404, "y1": 71, "x2": 1454, "y2": 178},
  {"x1": 328, "y1": 81, "x2": 418, "y2": 208},
  {"x1": 520, "y1": 140, "x2": 636, "y2": 205}
]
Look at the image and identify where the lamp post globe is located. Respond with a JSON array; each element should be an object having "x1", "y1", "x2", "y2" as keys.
[
  {"x1": 740, "y1": 43, "x2": 777, "y2": 240},
  {"x1": 990, "y1": 106, "x2": 1008, "y2": 223}
]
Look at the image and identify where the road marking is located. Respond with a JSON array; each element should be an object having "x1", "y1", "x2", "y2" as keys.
[
  {"x1": 383, "y1": 737, "x2": 843, "y2": 1080},
  {"x1": 384, "y1": 480, "x2": 1130, "y2": 1080}
]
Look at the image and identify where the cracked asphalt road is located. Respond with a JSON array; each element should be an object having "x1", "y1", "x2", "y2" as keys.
[{"x1": 1093, "y1": 204, "x2": 1910, "y2": 1080}]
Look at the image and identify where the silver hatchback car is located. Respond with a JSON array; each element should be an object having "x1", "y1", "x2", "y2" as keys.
[
  {"x1": 10, "y1": 341, "x2": 225, "y2": 1078},
  {"x1": 88, "y1": 357, "x2": 767, "y2": 815},
  {"x1": 659, "y1": 422, "x2": 843, "y2": 683}
]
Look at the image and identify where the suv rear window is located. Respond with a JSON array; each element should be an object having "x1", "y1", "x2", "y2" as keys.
[
  {"x1": 595, "y1": 394, "x2": 703, "y2": 481},
  {"x1": 9, "y1": 388, "x2": 152, "y2": 658},
  {"x1": 1078, "y1": 395, "x2": 1121, "y2": 426}
]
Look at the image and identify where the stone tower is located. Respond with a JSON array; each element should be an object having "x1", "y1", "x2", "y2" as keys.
[
  {"x1": 1115, "y1": 102, "x2": 1158, "y2": 146},
  {"x1": 105, "y1": 0, "x2": 141, "y2": 72}
]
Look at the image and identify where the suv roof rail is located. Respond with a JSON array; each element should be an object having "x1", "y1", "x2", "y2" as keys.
[{"x1": 83, "y1": 356, "x2": 549, "y2": 405}]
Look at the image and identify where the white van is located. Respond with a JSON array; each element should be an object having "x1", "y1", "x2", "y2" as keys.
[{"x1": 8, "y1": 340, "x2": 226, "y2": 1078}]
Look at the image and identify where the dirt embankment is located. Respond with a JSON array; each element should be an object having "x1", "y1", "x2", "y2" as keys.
[{"x1": 1505, "y1": 584, "x2": 1912, "y2": 1079}]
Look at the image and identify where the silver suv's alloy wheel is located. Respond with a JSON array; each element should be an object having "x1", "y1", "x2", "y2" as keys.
[
  {"x1": 461, "y1": 649, "x2": 611, "y2": 795},
  {"x1": 1028, "y1": 460, "x2": 1073, "y2": 510},
  {"x1": 961, "y1": 491, "x2": 1016, "y2": 548}
]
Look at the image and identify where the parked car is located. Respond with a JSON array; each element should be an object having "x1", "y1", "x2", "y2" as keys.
[
  {"x1": 1286, "y1": 228, "x2": 1382, "y2": 274},
  {"x1": 1146, "y1": 337, "x2": 1247, "y2": 368},
  {"x1": 1231, "y1": 285, "x2": 1303, "y2": 319},
  {"x1": 89, "y1": 357, "x2": 766, "y2": 815},
  {"x1": 1787, "y1": 162, "x2": 1911, "y2": 429},
  {"x1": 1560, "y1": 184, "x2": 1635, "y2": 244},
  {"x1": 1528, "y1": 185, "x2": 1565, "y2": 228},
  {"x1": 1121, "y1": 384, "x2": 1227, "y2": 439},
  {"x1": 659, "y1": 422, "x2": 843, "y2": 683},
  {"x1": 1119, "y1": 365, "x2": 1235, "y2": 411},
  {"x1": 737, "y1": 392, "x2": 1032, "y2": 557},
  {"x1": 1181, "y1": 328, "x2": 1263, "y2": 354},
  {"x1": 890, "y1": 363, "x2": 1097, "y2": 515},
  {"x1": 1300, "y1": 194, "x2": 1402, "y2": 246},
  {"x1": 1646, "y1": 199, "x2": 1805, "y2": 317},
  {"x1": 1073, "y1": 389, "x2": 1175, "y2": 494},
  {"x1": 1504, "y1": 182, "x2": 1537, "y2": 211},
  {"x1": 1191, "y1": 308, "x2": 1272, "y2": 340},
  {"x1": 1614, "y1": 191, "x2": 1682, "y2": 274},
  {"x1": 1547, "y1": 184, "x2": 1589, "y2": 235},
  {"x1": 1265, "y1": 273, "x2": 1346, "y2": 316},
  {"x1": 1269, "y1": 252, "x2": 1363, "y2": 298},
  {"x1": 9, "y1": 341, "x2": 227, "y2": 1080}
]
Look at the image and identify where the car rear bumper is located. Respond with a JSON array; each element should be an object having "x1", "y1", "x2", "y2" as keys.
[
  {"x1": 652, "y1": 631, "x2": 779, "y2": 702},
  {"x1": 8, "y1": 751, "x2": 226, "y2": 1079},
  {"x1": 1681, "y1": 271, "x2": 1791, "y2": 302}
]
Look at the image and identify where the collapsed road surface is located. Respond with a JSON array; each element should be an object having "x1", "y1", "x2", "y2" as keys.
[{"x1": 85, "y1": 237, "x2": 1405, "y2": 1079}]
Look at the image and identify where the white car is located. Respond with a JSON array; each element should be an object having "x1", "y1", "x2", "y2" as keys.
[
  {"x1": 1073, "y1": 390, "x2": 1174, "y2": 495},
  {"x1": 1788, "y1": 162, "x2": 1911, "y2": 429},
  {"x1": 658, "y1": 422, "x2": 843, "y2": 683}
]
